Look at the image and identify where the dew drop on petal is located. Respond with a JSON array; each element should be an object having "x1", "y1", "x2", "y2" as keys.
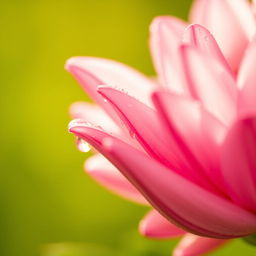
[
  {"x1": 77, "y1": 137, "x2": 91, "y2": 153},
  {"x1": 204, "y1": 35, "x2": 209, "y2": 42}
]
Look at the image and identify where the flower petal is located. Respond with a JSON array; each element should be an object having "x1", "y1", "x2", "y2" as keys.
[
  {"x1": 149, "y1": 16, "x2": 189, "y2": 94},
  {"x1": 152, "y1": 91, "x2": 227, "y2": 194},
  {"x1": 183, "y1": 24, "x2": 231, "y2": 73},
  {"x1": 237, "y1": 38, "x2": 256, "y2": 117},
  {"x1": 85, "y1": 154, "x2": 148, "y2": 205},
  {"x1": 65, "y1": 63, "x2": 123, "y2": 127},
  {"x1": 173, "y1": 233, "x2": 228, "y2": 256},
  {"x1": 69, "y1": 124, "x2": 256, "y2": 238},
  {"x1": 69, "y1": 102, "x2": 143, "y2": 149},
  {"x1": 65, "y1": 57, "x2": 156, "y2": 106},
  {"x1": 139, "y1": 210, "x2": 186, "y2": 239},
  {"x1": 97, "y1": 86, "x2": 181, "y2": 170},
  {"x1": 189, "y1": 0, "x2": 256, "y2": 71},
  {"x1": 221, "y1": 117, "x2": 256, "y2": 213},
  {"x1": 70, "y1": 102, "x2": 119, "y2": 134},
  {"x1": 180, "y1": 45, "x2": 237, "y2": 125}
]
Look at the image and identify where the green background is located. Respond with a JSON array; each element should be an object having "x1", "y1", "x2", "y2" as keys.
[{"x1": 0, "y1": 0, "x2": 255, "y2": 255}]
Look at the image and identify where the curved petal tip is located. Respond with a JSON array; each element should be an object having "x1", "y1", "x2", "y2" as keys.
[{"x1": 65, "y1": 56, "x2": 80, "y2": 71}]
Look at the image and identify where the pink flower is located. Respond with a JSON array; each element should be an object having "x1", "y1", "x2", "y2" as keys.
[{"x1": 67, "y1": 0, "x2": 256, "y2": 255}]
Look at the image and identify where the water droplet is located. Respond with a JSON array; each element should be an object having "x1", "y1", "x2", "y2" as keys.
[
  {"x1": 77, "y1": 137, "x2": 91, "y2": 152},
  {"x1": 128, "y1": 129, "x2": 137, "y2": 140},
  {"x1": 131, "y1": 133, "x2": 137, "y2": 139},
  {"x1": 204, "y1": 35, "x2": 209, "y2": 42}
]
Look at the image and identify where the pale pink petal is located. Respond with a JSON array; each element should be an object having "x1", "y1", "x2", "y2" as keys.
[
  {"x1": 85, "y1": 154, "x2": 148, "y2": 205},
  {"x1": 65, "y1": 64, "x2": 123, "y2": 126},
  {"x1": 150, "y1": 16, "x2": 189, "y2": 94},
  {"x1": 180, "y1": 45, "x2": 237, "y2": 125},
  {"x1": 69, "y1": 102, "x2": 143, "y2": 150},
  {"x1": 98, "y1": 86, "x2": 182, "y2": 170},
  {"x1": 189, "y1": 0, "x2": 256, "y2": 72},
  {"x1": 69, "y1": 125, "x2": 256, "y2": 238},
  {"x1": 65, "y1": 57, "x2": 156, "y2": 106},
  {"x1": 152, "y1": 91, "x2": 227, "y2": 195},
  {"x1": 139, "y1": 210, "x2": 186, "y2": 239},
  {"x1": 70, "y1": 102, "x2": 120, "y2": 134},
  {"x1": 183, "y1": 24, "x2": 231, "y2": 73},
  {"x1": 237, "y1": 38, "x2": 256, "y2": 117},
  {"x1": 221, "y1": 117, "x2": 256, "y2": 213},
  {"x1": 173, "y1": 233, "x2": 228, "y2": 256}
]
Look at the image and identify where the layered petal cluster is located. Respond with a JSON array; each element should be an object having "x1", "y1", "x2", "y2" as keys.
[{"x1": 67, "y1": 0, "x2": 256, "y2": 255}]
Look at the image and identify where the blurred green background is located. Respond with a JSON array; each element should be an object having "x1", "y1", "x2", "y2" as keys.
[{"x1": 0, "y1": 0, "x2": 255, "y2": 255}]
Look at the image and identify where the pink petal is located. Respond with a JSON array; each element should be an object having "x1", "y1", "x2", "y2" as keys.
[
  {"x1": 65, "y1": 57, "x2": 156, "y2": 106},
  {"x1": 65, "y1": 63, "x2": 123, "y2": 127},
  {"x1": 139, "y1": 210, "x2": 186, "y2": 239},
  {"x1": 221, "y1": 117, "x2": 256, "y2": 213},
  {"x1": 97, "y1": 86, "x2": 181, "y2": 170},
  {"x1": 173, "y1": 233, "x2": 228, "y2": 256},
  {"x1": 69, "y1": 102, "x2": 143, "y2": 149},
  {"x1": 237, "y1": 38, "x2": 256, "y2": 117},
  {"x1": 152, "y1": 91, "x2": 227, "y2": 195},
  {"x1": 189, "y1": 0, "x2": 256, "y2": 72},
  {"x1": 69, "y1": 125, "x2": 256, "y2": 238},
  {"x1": 180, "y1": 45, "x2": 237, "y2": 125},
  {"x1": 85, "y1": 154, "x2": 148, "y2": 205},
  {"x1": 70, "y1": 102, "x2": 120, "y2": 134},
  {"x1": 149, "y1": 16, "x2": 189, "y2": 94},
  {"x1": 183, "y1": 24, "x2": 231, "y2": 73}
]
